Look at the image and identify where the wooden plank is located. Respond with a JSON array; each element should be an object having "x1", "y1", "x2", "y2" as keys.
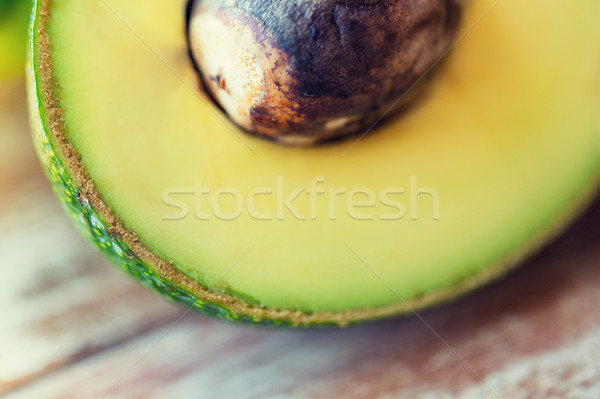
[
  {"x1": 0, "y1": 80, "x2": 46, "y2": 200},
  {"x1": 5, "y1": 201, "x2": 600, "y2": 398}
]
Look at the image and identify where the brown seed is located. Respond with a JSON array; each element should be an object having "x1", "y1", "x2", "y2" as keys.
[{"x1": 189, "y1": 0, "x2": 463, "y2": 145}]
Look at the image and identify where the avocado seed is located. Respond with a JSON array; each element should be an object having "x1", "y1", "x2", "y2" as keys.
[{"x1": 188, "y1": 0, "x2": 463, "y2": 145}]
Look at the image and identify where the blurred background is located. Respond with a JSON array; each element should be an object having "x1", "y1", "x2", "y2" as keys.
[{"x1": 2, "y1": 2, "x2": 600, "y2": 398}]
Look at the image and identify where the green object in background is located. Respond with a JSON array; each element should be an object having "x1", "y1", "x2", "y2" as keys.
[{"x1": 0, "y1": 0, "x2": 31, "y2": 78}]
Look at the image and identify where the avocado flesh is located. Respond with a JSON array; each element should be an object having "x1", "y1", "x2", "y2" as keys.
[{"x1": 30, "y1": 0, "x2": 600, "y2": 321}]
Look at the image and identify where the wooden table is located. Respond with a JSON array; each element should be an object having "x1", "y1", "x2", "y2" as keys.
[{"x1": 2, "y1": 78, "x2": 600, "y2": 399}]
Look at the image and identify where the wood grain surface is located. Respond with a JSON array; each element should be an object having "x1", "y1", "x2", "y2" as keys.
[{"x1": 1, "y1": 78, "x2": 600, "y2": 399}]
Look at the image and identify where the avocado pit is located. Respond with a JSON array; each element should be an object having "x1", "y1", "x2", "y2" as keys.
[{"x1": 188, "y1": 0, "x2": 464, "y2": 144}]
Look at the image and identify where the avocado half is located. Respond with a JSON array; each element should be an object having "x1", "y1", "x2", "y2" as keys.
[{"x1": 28, "y1": 0, "x2": 600, "y2": 326}]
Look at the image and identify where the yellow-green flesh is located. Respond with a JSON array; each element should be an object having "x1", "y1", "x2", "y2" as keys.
[{"x1": 45, "y1": 0, "x2": 600, "y2": 312}]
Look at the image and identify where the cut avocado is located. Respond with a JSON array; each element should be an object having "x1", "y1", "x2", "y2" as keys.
[
  {"x1": 0, "y1": 0, "x2": 31, "y2": 78},
  {"x1": 29, "y1": 0, "x2": 600, "y2": 326}
]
